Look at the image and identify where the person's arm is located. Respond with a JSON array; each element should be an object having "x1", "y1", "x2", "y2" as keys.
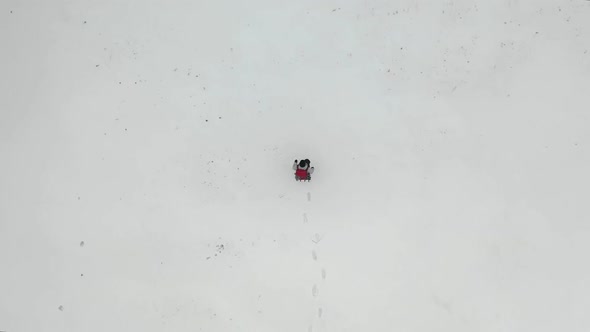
[
  {"x1": 309, "y1": 167, "x2": 314, "y2": 174},
  {"x1": 293, "y1": 160, "x2": 298, "y2": 170}
]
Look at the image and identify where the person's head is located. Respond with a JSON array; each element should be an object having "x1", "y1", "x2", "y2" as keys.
[{"x1": 299, "y1": 160, "x2": 307, "y2": 168}]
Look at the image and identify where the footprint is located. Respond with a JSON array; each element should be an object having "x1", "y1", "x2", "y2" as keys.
[
  {"x1": 311, "y1": 233, "x2": 323, "y2": 244},
  {"x1": 312, "y1": 250, "x2": 317, "y2": 261},
  {"x1": 303, "y1": 213, "x2": 308, "y2": 223},
  {"x1": 312, "y1": 285, "x2": 319, "y2": 297},
  {"x1": 58, "y1": 305, "x2": 64, "y2": 311},
  {"x1": 318, "y1": 308, "x2": 323, "y2": 318},
  {"x1": 307, "y1": 192, "x2": 311, "y2": 201},
  {"x1": 321, "y1": 268, "x2": 326, "y2": 280}
]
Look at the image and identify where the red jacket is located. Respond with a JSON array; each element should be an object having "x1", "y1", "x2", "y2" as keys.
[{"x1": 295, "y1": 168, "x2": 308, "y2": 178}]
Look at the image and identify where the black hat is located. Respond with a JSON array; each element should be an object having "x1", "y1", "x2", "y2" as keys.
[{"x1": 299, "y1": 160, "x2": 307, "y2": 168}]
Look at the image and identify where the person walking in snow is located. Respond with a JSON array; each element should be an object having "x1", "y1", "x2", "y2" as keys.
[{"x1": 293, "y1": 159, "x2": 314, "y2": 181}]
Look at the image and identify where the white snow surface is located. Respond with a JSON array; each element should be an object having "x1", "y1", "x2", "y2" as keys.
[{"x1": 2, "y1": 0, "x2": 590, "y2": 331}]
